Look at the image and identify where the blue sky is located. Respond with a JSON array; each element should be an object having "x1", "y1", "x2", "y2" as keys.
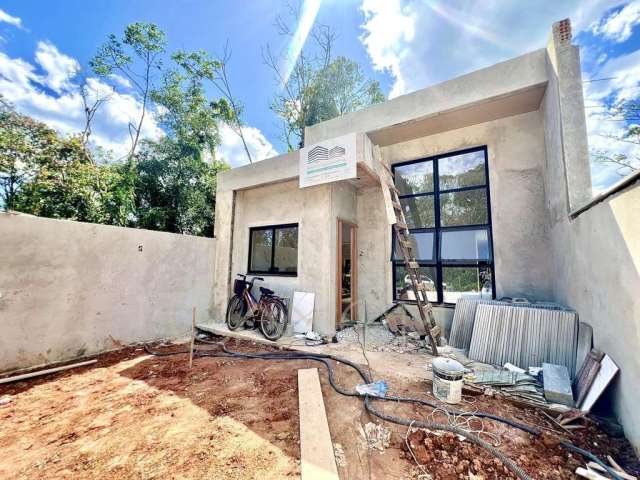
[{"x1": 1, "y1": 0, "x2": 639, "y2": 192}]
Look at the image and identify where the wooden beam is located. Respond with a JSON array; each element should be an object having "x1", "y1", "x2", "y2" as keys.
[
  {"x1": 0, "y1": 360, "x2": 97, "y2": 385},
  {"x1": 298, "y1": 368, "x2": 339, "y2": 480}
]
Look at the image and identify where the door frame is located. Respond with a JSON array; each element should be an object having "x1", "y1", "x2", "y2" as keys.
[{"x1": 336, "y1": 218, "x2": 358, "y2": 329}]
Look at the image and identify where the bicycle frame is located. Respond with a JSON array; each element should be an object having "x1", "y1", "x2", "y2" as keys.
[{"x1": 243, "y1": 287, "x2": 260, "y2": 318}]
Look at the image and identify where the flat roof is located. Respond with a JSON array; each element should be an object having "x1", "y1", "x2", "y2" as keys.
[{"x1": 219, "y1": 48, "x2": 549, "y2": 192}]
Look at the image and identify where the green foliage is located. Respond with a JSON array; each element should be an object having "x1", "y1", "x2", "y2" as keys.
[
  {"x1": 271, "y1": 54, "x2": 385, "y2": 149},
  {"x1": 1, "y1": 106, "x2": 57, "y2": 210},
  {"x1": 135, "y1": 138, "x2": 227, "y2": 236},
  {"x1": 90, "y1": 23, "x2": 166, "y2": 78},
  {"x1": 151, "y1": 50, "x2": 223, "y2": 151},
  {"x1": 267, "y1": 22, "x2": 385, "y2": 149}
]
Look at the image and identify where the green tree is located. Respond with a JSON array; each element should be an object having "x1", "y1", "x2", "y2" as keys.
[
  {"x1": 134, "y1": 49, "x2": 229, "y2": 236},
  {"x1": 135, "y1": 138, "x2": 224, "y2": 236},
  {"x1": 91, "y1": 22, "x2": 166, "y2": 158},
  {"x1": 0, "y1": 104, "x2": 56, "y2": 210},
  {"x1": 265, "y1": 16, "x2": 384, "y2": 149}
]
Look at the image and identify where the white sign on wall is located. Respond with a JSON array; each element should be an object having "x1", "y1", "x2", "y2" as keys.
[{"x1": 299, "y1": 133, "x2": 357, "y2": 188}]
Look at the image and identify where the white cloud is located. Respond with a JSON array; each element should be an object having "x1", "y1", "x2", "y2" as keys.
[
  {"x1": 216, "y1": 123, "x2": 278, "y2": 167},
  {"x1": 360, "y1": 0, "x2": 416, "y2": 98},
  {"x1": 34, "y1": 41, "x2": 80, "y2": 93},
  {"x1": 358, "y1": 0, "x2": 623, "y2": 98},
  {"x1": 590, "y1": 2, "x2": 640, "y2": 42},
  {"x1": 0, "y1": 8, "x2": 22, "y2": 28},
  {"x1": 584, "y1": 48, "x2": 640, "y2": 191},
  {"x1": 0, "y1": 43, "x2": 163, "y2": 158}
]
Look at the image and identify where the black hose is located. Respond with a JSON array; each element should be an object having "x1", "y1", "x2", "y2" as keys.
[
  {"x1": 560, "y1": 440, "x2": 625, "y2": 480},
  {"x1": 364, "y1": 396, "x2": 534, "y2": 480},
  {"x1": 144, "y1": 341, "x2": 613, "y2": 480}
]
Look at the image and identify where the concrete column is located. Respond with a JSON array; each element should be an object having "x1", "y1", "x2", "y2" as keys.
[
  {"x1": 545, "y1": 19, "x2": 592, "y2": 213},
  {"x1": 211, "y1": 189, "x2": 235, "y2": 322}
]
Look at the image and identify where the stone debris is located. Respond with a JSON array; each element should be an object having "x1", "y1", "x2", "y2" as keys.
[
  {"x1": 333, "y1": 443, "x2": 346, "y2": 467},
  {"x1": 336, "y1": 324, "x2": 424, "y2": 353},
  {"x1": 0, "y1": 395, "x2": 12, "y2": 406},
  {"x1": 362, "y1": 422, "x2": 391, "y2": 452}
]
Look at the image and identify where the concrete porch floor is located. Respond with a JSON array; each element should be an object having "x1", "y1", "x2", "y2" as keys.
[{"x1": 197, "y1": 322, "x2": 439, "y2": 384}]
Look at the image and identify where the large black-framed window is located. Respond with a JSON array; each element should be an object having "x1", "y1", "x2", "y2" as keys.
[
  {"x1": 248, "y1": 223, "x2": 298, "y2": 276},
  {"x1": 392, "y1": 146, "x2": 495, "y2": 305}
]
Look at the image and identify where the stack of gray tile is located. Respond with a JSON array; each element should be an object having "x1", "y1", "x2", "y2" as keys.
[
  {"x1": 449, "y1": 298, "x2": 569, "y2": 350},
  {"x1": 468, "y1": 304, "x2": 579, "y2": 377}
]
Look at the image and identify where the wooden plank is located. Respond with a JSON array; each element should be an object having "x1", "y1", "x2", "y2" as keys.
[
  {"x1": 189, "y1": 307, "x2": 196, "y2": 369},
  {"x1": 575, "y1": 467, "x2": 609, "y2": 480},
  {"x1": 580, "y1": 355, "x2": 619, "y2": 412},
  {"x1": 0, "y1": 360, "x2": 97, "y2": 385},
  {"x1": 298, "y1": 368, "x2": 339, "y2": 480},
  {"x1": 574, "y1": 349, "x2": 603, "y2": 407}
]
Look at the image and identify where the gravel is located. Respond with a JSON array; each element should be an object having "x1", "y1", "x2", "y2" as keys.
[{"x1": 336, "y1": 324, "x2": 425, "y2": 353}]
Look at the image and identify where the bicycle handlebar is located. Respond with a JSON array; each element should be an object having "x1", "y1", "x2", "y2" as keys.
[{"x1": 236, "y1": 273, "x2": 264, "y2": 288}]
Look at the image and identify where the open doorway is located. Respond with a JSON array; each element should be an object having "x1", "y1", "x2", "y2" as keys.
[{"x1": 336, "y1": 219, "x2": 357, "y2": 329}]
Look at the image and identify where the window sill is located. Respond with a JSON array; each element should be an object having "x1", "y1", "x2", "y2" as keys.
[{"x1": 247, "y1": 272, "x2": 297, "y2": 278}]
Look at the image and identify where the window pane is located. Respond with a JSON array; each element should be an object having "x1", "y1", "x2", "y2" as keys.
[
  {"x1": 442, "y1": 266, "x2": 492, "y2": 304},
  {"x1": 394, "y1": 265, "x2": 437, "y2": 302},
  {"x1": 400, "y1": 196, "x2": 435, "y2": 228},
  {"x1": 440, "y1": 188, "x2": 488, "y2": 226},
  {"x1": 441, "y1": 229, "x2": 490, "y2": 261},
  {"x1": 394, "y1": 161, "x2": 434, "y2": 195},
  {"x1": 274, "y1": 226, "x2": 298, "y2": 273},
  {"x1": 438, "y1": 150, "x2": 486, "y2": 190},
  {"x1": 250, "y1": 229, "x2": 273, "y2": 272},
  {"x1": 394, "y1": 232, "x2": 434, "y2": 261}
]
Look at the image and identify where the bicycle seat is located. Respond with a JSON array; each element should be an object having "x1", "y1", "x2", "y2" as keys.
[{"x1": 260, "y1": 286, "x2": 274, "y2": 296}]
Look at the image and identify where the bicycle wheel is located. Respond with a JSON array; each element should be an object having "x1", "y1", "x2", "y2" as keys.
[
  {"x1": 226, "y1": 295, "x2": 245, "y2": 330},
  {"x1": 259, "y1": 299, "x2": 288, "y2": 341}
]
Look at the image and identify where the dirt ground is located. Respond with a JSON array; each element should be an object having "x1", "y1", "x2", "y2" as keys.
[{"x1": 0, "y1": 338, "x2": 638, "y2": 480}]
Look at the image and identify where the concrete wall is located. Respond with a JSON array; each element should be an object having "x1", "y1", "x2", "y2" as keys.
[
  {"x1": 0, "y1": 213, "x2": 215, "y2": 372},
  {"x1": 218, "y1": 180, "x2": 335, "y2": 335},
  {"x1": 549, "y1": 183, "x2": 640, "y2": 447},
  {"x1": 539, "y1": 21, "x2": 640, "y2": 449}
]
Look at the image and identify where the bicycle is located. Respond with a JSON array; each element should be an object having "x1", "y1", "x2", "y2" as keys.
[{"x1": 226, "y1": 274, "x2": 289, "y2": 341}]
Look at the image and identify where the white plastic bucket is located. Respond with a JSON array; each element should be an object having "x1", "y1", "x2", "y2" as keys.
[{"x1": 431, "y1": 357, "x2": 464, "y2": 404}]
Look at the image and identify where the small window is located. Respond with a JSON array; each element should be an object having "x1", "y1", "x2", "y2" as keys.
[
  {"x1": 438, "y1": 150, "x2": 486, "y2": 190},
  {"x1": 442, "y1": 266, "x2": 492, "y2": 304},
  {"x1": 249, "y1": 224, "x2": 298, "y2": 275},
  {"x1": 394, "y1": 161, "x2": 434, "y2": 195},
  {"x1": 400, "y1": 196, "x2": 435, "y2": 228},
  {"x1": 394, "y1": 265, "x2": 438, "y2": 303},
  {"x1": 393, "y1": 232, "x2": 435, "y2": 261},
  {"x1": 440, "y1": 229, "x2": 490, "y2": 261}
]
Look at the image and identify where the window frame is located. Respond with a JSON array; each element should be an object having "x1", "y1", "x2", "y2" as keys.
[
  {"x1": 248, "y1": 223, "x2": 299, "y2": 276},
  {"x1": 391, "y1": 146, "x2": 496, "y2": 305}
]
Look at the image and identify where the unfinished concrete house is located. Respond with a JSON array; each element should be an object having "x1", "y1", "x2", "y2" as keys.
[{"x1": 1, "y1": 19, "x2": 639, "y2": 480}]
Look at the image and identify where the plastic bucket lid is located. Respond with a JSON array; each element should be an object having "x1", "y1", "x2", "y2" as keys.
[{"x1": 432, "y1": 357, "x2": 464, "y2": 381}]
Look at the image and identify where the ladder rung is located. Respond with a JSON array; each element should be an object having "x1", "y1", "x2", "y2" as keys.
[
  {"x1": 430, "y1": 325, "x2": 441, "y2": 338},
  {"x1": 394, "y1": 221, "x2": 408, "y2": 231},
  {"x1": 414, "y1": 282, "x2": 426, "y2": 291},
  {"x1": 398, "y1": 238, "x2": 412, "y2": 248},
  {"x1": 406, "y1": 261, "x2": 420, "y2": 269},
  {"x1": 392, "y1": 200, "x2": 402, "y2": 210}
]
